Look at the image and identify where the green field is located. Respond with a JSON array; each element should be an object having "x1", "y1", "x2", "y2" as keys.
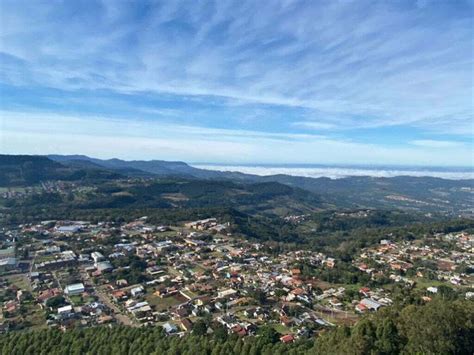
[{"x1": 145, "y1": 294, "x2": 184, "y2": 311}]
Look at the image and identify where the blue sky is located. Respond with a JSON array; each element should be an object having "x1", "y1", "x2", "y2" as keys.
[{"x1": 0, "y1": 0, "x2": 473, "y2": 165}]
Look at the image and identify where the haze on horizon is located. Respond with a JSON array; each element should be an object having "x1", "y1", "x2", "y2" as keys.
[{"x1": 0, "y1": 0, "x2": 473, "y2": 166}]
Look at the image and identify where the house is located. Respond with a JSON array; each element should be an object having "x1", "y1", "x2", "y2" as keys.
[
  {"x1": 4, "y1": 301, "x2": 18, "y2": 313},
  {"x1": 191, "y1": 307, "x2": 201, "y2": 317},
  {"x1": 112, "y1": 290, "x2": 127, "y2": 301},
  {"x1": 324, "y1": 258, "x2": 336, "y2": 268},
  {"x1": 131, "y1": 286, "x2": 144, "y2": 298},
  {"x1": 359, "y1": 287, "x2": 371, "y2": 297},
  {"x1": 355, "y1": 303, "x2": 368, "y2": 313},
  {"x1": 231, "y1": 324, "x2": 247, "y2": 337},
  {"x1": 280, "y1": 334, "x2": 295, "y2": 343},
  {"x1": 163, "y1": 322, "x2": 178, "y2": 334},
  {"x1": 390, "y1": 261, "x2": 413, "y2": 271},
  {"x1": 116, "y1": 279, "x2": 128, "y2": 287},
  {"x1": 37, "y1": 288, "x2": 62, "y2": 303}
]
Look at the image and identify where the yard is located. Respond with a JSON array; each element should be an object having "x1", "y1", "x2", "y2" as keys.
[
  {"x1": 3, "y1": 273, "x2": 31, "y2": 291},
  {"x1": 145, "y1": 293, "x2": 187, "y2": 312}
]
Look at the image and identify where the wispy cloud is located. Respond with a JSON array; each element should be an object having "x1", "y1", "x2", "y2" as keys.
[
  {"x1": 293, "y1": 121, "x2": 337, "y2": 130},
  {"x1": 0, "y1": 0, "x2": 473, "y2": 163}
]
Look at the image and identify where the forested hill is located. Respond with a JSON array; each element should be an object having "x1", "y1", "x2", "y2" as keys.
[
  {"x1": 0, "y1": 155, "x2": 121, "y2": 186},
  {"x1": 48, "y1": 154, "x2": 226, "y2": 179},
  {"x1": 49, "y1": 155, "x2": 474, "y2": 214},
  {"x1": 257, "y1": 174, "x2": 474, "y2": 214},
  {"x1": 1, "y1": 155, "x2": 473, "y2": 215}
]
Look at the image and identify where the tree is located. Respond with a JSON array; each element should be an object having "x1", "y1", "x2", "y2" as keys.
[
  {"x1": 45, "y1": 295, "x2": 66, "y2": 308},
  {"x1": 192, "y1": 320, "x2": 207, "y2": 336},
  {"x1": 374, "y1": 318, "x2": 400, "y2": 354},
  {"x1": 350, "y1": 319, "x2": 376, "y2": 354},
  {"x1": 257, "y1": 325, "x2": 279, "y2": 345},
  {"x1": 213, "y1": 325, "x2": 228, "y2": 342}
]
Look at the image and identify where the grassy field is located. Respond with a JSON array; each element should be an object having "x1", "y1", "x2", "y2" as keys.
[
  {"x1": 145, "y1": 294, "x2": 185, "y2": 311},
  {"x1": 24, "y1": 303, "x2": 47, "y2": 329},
  {"x1": 0, "y1": 187, "x2": 27, "y2": 193},
  {"x1": 413, "y1": 277, "x2": 452, "y2": 290},
  {"x1": 273, "y1": 323, "x2": 293, "y2": 334},
  {"x1": 69, "y1": 294, "x2": 96, "y2": 306},
  {"x1": 3, "y1": 274, "x2": 31, "y2": 291}
]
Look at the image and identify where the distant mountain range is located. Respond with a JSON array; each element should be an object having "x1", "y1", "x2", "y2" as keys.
[
  {"x1": 47, "y1": 154, "x2": 235, "y2": 179},
  {"x1": 0, "y1": 154, "x2": 472, "y2": 215}
]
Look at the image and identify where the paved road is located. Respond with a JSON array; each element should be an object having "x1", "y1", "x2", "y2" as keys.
[
  {"x1": 95, "y1": 288, "x2": 136, "y2": 326},
  {"x1": 80, "y1": 270, "x2": 137, "y2": 327}
]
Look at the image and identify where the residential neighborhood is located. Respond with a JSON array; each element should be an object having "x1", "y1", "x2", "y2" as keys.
[{"x1": 1, "y1": 217, "x2": 472, "y2": 339}]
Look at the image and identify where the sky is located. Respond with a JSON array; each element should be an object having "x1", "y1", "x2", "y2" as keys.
[{"x1": 0, "y1": 0, "x2": 473, "y2": 166}]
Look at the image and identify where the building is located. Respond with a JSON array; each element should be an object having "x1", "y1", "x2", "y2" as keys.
[
  {"x1": 56, "y1": 225, "x2": 82, "y2": 234},
  {"x1": 162, "y1": 322, "x2": 178, "y2": 334},
  {"x1": 91, "y1": 252, "x2": 105, "y2": 263},
  {"x1": 57, "y1": 305, "x2": 73, "y2": 315},
  {"x1": 64, "y1": 283, "x2": 85, "y2": 296},
  {"x1": 359, "y1": 298, "x2": 382, "y2": 311},
  {"x1": 0, "y1": 246, "x2": 16, "y2": 271},
  {"x1": 280, "y1": 334, "x2": 295, "y2": 343},
  {"x1": 131, "y1": 286, "x2": 145, "y2": 298},
  {"x1": 96, "y1": 261, "x2": 113, "y2": 272},
  {"x1": 217, "y1": 288, "x2": 237, "y2": 298},
  {"x1": 0, "y1": 257, "x2": 17, "y2": 271},
  {"x1": 185, "y1": 218, "x2": 217, "y2": 230}
]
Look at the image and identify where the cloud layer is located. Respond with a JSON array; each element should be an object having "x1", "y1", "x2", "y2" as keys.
[
  {"x1": 1, "y1": 111, "x2": 472, "y2": 166},
  {"x1": 193, "y1": 164, "x2": 474, "y2": 180}
]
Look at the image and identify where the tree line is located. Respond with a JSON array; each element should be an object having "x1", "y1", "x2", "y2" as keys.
[{"x1": 1, "y1": 298, "x2": 472, "y2": 354}]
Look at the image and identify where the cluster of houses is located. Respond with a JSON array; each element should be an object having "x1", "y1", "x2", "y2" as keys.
[
  {"x1": 353, "y1": 232, "x2": 473, "y2": 298},
  {"x1": 1, "y1": 218, "x2": 472, "y2": 338},
  {"x1": 1, "y1": 181, "x2": 75, "y2": 201}
]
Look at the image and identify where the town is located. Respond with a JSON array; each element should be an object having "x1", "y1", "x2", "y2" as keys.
[{"x1": 1, "y1": 215, "x2": 472, "y2": 342}]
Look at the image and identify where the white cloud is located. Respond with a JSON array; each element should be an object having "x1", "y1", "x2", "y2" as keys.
[
  {"x1": 293, "y1": 121, "x2": 337, "y2": 130},
  {"x1": 0, "y1": 0, "x2": 472, "y2": 135}
]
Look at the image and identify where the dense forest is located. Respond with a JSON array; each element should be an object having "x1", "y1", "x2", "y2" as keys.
[{"x1": 1, "y1": 299, "x2": 472, "y2": 354}]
